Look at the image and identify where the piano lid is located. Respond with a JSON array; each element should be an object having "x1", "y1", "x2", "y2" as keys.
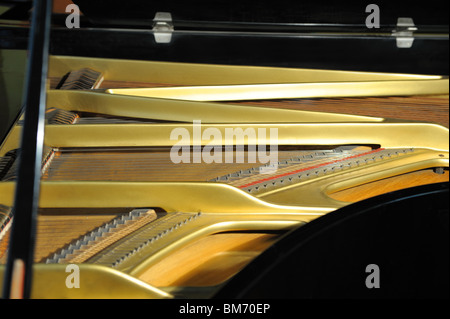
[
  {"x1": 54, "y1": 0, "x2": 450, "y2": 75},
  {"x1": 72, "y1": 0, "x2": 449, "y2": 31},
  {"x1": 1, "y1": 0, "x2": 449, "y2": 74}
]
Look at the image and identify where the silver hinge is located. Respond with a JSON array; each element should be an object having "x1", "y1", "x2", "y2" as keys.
[
  {"x1": 392, "y1": 17, "x2": 417, "y2": 48},
  {"x1": 152, "y1": 12, "x2": 174, "y2": 44}
]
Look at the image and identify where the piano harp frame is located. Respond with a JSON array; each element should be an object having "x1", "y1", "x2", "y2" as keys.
[
  {"x1": 0, "y1": 120, "x2": 448, "y2": 208},
  {"x1": 47, "y1": 55, "x2": 449, "y2": 100},
  {"x1": 0, "y1": 56, "x2": 449, "y2": 299}
]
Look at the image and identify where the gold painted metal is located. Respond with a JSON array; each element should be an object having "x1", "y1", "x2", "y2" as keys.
[
  {"x1": 46, "y1": 90, "x2": 383, "y2": 123},
  {"x1": 0, "y1": 121, "x2": 448, "y2": 213},
  {"x1": 40, "y1": 123, "x2": 448, "y2": 151},
  {"x1": 0, "y1": 181, "x2": 331, "y2": 216},
  {"x1": 136, "y1": 232, "x2": 279, "y2": 287},
  {"x1": 0, "y1": 264, "x2": 172, "y2": 299},
  {"x1": 105, "y1": 79, "x2": 449, "y2": 101},
  {"x1": 260, "y1": 149, "x2": 449, "y2": 207},
  {"x1": 48, "y1": 55, "x2": 448, "y2": 101},
  {"x1": 0, "y1": 125, "x2": 21, "y2": 157},
  {"x1": 48, "y1": 55, "x2": 444, "y2": 86},
  {"x1": 0, "y1": 150, "x2": 446, "y2": 213},
  {"x1": 125, "y1": 217, "x2": 300, "y2": 278},
  {"x1": 6, "y1": 121, "x2": 448, "y2": 157},
  {"x1": 329, "y1": 169, "x2": 449, "y2": 202},
  {"x1": 0, "y1": 55, "x2": 448, "y2": 299}
]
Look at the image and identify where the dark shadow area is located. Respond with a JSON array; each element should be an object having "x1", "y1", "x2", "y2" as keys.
[
  {"x1": 0, "y1": 49, "x2": 26, "y2": 145},
  {"x1": 215, "y1": 182, "x2": 449, "y2": 299}
]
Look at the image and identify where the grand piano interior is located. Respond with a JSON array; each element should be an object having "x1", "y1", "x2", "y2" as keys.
[{"x1": 0, "y1": 0, "x2": 448, "y2": 299}]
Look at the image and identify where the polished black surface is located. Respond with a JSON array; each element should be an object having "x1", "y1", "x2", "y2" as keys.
[
  {"x1": 1, "y1": 0, "x2": 448, "y2": 75},
  {"x1": 73, "y1": 0, "x2": 449, "y2": 28},
  {"x1": 48, "y1": 27, "x2": 449, "y2": 75},
  {"x1": 215, "y1": 182, "x2": 450, "y2": 299},
  {"x1": 1, "y1": 0, "x2": 51, "y2": 299}
]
